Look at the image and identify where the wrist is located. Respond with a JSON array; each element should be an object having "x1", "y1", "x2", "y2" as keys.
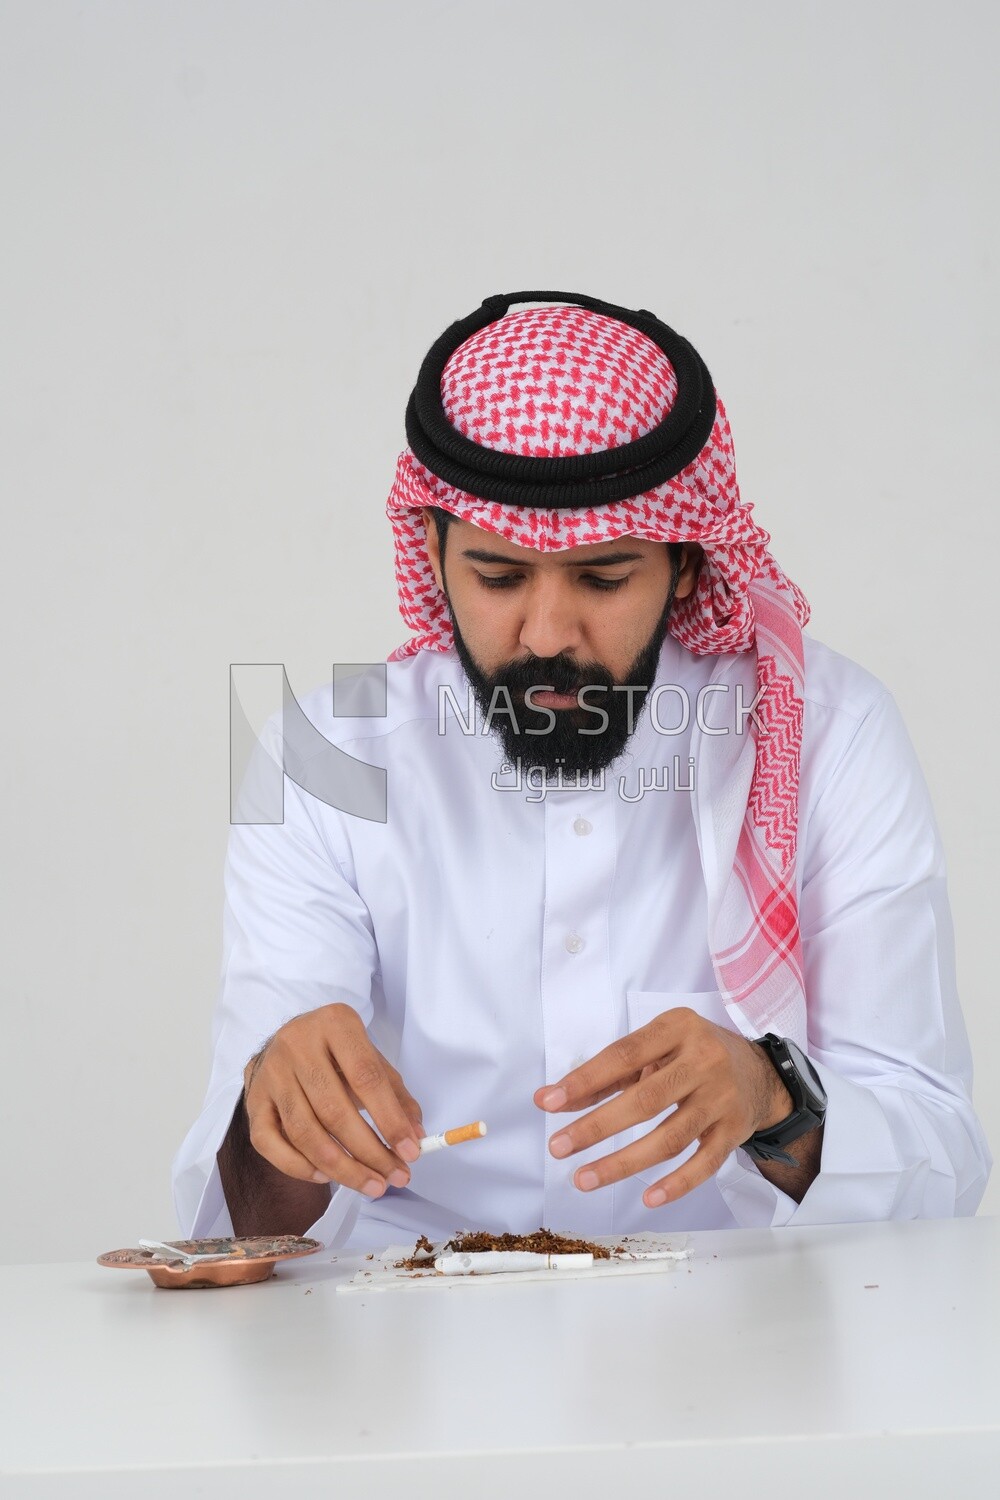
[
  {"x1": 243, "y1": 1037, "x2": 273, "y2": 1105},
  {"x1": 752, "y1": 1040, "x2": 795, "y2": 1130},
  {"x1": 740, "y1": 1035, "x2": 829, "y2": 1169}
]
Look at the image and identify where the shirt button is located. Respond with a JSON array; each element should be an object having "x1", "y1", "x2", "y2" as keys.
[
  {"x1": 573, "y1": 817, "x2": 593, "y2": 836},
  {"x1": 564, "y1": 933, "x2": 586, "y2": 954}
]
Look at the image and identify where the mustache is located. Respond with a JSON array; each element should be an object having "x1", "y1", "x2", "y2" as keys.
[{"x1": 491, "y1": 659, "x2": 616, "y2": 697}]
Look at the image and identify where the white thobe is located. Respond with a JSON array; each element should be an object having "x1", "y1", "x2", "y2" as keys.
[{"x1": 173, "y1": 633, "x2": 991, "y2": 1250}]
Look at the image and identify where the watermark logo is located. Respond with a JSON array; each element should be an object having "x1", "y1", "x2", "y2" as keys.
[
  {"x1": 437, "y1": 681, "x2": 766, "y2": 737},
  {"x1": 231, "y1": 665, "x2": 766, "y2": 825},
  {"x1": 490, "y1": 756, "x2": 697, "y2": 802},
  {"x1": 231, "y1": 663, "x2": 390, "y2": 825}
]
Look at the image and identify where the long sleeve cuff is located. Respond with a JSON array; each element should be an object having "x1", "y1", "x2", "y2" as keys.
[
  {"x1": 171, "y1": 1073, "x2": 365, "y2": 1249},
  {"x1": 171, "y1": 1076, "x2": 245, "y2": 1238},
  {"x1": 714, "y1": 1060, "x2": 991, "y2": 1228}
]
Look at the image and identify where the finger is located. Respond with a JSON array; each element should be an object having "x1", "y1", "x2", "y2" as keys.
[
  {"x1": 324, "y1": 1033, "x2": 424, "y2": 1167},
  {"x1": 343, "y1": 1081, "x2": 424, "y2": 1145},
  {"x1": 273, "y1": 1076, "x2": 400, "y2": 1189},
  {"x1": 247, "y1": 1096, "x2": 387, "y2": 1197},
  {"x1": 274, "y1": 1080, "x2": 398, "y2": 1194},
  {"x1": 640, "y1": 1125, "x2": 738, "y2": 1207},
  {"x1": 299, "y1": 1062, "x2": 416, "y2": 1183},
  {"x1": 547, "y1": 1086, "x2": 670, "y2": 1162},
  {"x1": 381, "y1": 1062, "x2": 426, "y2": 1143},
  {"x1": 319, "y1": 1006, "x2": 424, "y2": 1161},
  {"x1": 343, "y1": 1062, "x2": 425, "y2": 1139},
  {"x1": 534, "y1": 1080, "x2": 632, "y2": 1114},
  {"x1": 555, "y1": 1100, "x2": 708, "y2": 1186},
  {"x1": 534, "y1": 1021, "x2": 675, "y2": 1113},
  {"x1": 546, "y1": 1063, "x2": 700, "y2": 1161},
  {"x1": 534, "y1": 1069, "x2": 643, "y2": 1114}
]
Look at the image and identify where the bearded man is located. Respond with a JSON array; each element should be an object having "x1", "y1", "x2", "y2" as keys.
[{"x1": 173, "y1": 290, "x2": 990, "y2": 1249}]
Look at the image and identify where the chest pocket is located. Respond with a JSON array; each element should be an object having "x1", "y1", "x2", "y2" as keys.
[{"x1": 624, "y1": 989, "x2": 735, "y2": 1187}]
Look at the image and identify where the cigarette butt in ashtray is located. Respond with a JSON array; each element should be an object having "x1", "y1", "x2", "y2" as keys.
[{"x1": 418, "y1": 1120, "x2": 487, "y2": 1155}]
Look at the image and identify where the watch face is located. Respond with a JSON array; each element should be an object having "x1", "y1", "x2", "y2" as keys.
[
  {"x1": 781, "y1": 1040, "x2": 827, "y2": 1110},
  {"x1": 743, "y1": 1036, "x2": 828, "y2": 1156}
]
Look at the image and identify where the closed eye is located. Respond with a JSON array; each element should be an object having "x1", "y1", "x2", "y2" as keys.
[{"x1": 474, "y1": 573, "x2": 630, "y2": 593}]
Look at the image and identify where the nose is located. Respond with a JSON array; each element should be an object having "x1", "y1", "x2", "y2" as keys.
[{"x1": 517, "y1": 578, "x2": 586, "y2": 661}]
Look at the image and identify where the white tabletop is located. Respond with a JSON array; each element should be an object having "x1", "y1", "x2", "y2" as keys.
[{"x1": 2, "y1": 1217, "x2": 998, "y2": 1498}]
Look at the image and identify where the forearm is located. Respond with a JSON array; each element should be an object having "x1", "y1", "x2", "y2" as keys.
[
  {"x1": 216, "y1": 1090, "x2": 332, "y2": 1237},
  {"x1": 751, "y1": 1124, "x2": 824, "y2": 1204}
]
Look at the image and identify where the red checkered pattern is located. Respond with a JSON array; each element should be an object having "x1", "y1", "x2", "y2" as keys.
[
  {"x1": 384, "y1": 305, "x2": 812, "y2": 1040},
  {"x1": 442, "y1": 307, "x2": 675, "y2": 454}
]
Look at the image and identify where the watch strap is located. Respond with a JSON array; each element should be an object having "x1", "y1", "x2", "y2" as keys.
[
  {"x1": 739, "y1": 1034, "x2": 827, "y2": 1165},
  {"x1": 741, "y1": 1136, "x2": 799, "y2": 1166}
]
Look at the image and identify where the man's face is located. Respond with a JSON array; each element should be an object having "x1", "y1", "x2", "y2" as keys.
[{"x1": 421, "y1": 510, "x2": 700, "y2": 777}]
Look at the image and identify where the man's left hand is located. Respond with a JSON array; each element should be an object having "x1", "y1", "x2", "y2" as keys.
[{"x1": 533, "y1": 1008, "x2": 794, "y2": 1207}]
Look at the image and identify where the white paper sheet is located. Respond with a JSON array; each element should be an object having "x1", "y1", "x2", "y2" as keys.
[{"x1": 335, "y1": 1233, "x2": 690, "y2": 1293}]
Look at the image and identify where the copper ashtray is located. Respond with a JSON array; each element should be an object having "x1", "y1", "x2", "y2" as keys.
[{"x1": 97, "y1": 1235, "x2": 323, "y2": 1289}]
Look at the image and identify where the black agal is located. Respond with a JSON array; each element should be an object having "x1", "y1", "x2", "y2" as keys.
[{"x1": 404, "y1": 289, "x2": 717, "y2": 512}]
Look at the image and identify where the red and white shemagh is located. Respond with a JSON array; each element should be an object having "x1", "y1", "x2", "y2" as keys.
[{"x1": 385, "y1": 306, "x2": 811, "y2": 1044}]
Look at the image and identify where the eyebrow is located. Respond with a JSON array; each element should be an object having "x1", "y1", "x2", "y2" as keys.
[{"x1": 460, "y1": 547, "x2": 647, "y2": 568}]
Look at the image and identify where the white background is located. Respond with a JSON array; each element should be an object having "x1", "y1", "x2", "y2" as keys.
[{"x1": 2, "y1": 0, "x2": 996, "y2": 1262}]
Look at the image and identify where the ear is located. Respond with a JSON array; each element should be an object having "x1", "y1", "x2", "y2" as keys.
[
  {"x1": 421, "y1": 508, "x2": 444, "y2": 592},
  {"x1": 673, "y1": 543, "x2": 703, "y2": 602}
]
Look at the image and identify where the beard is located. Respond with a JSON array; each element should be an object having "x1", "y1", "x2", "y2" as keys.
[{"x1": 443, "y1": 573, "x2": 679, "y2": 779}]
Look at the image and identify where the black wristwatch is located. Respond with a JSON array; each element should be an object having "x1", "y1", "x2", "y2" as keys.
[{"x1": 740, "y1": 1034, "x2": 828, "y2": 1166}]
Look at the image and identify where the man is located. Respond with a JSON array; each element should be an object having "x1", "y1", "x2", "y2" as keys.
[{"x1": 173, "y1": 290, "x2": 990, "y2": 1250}]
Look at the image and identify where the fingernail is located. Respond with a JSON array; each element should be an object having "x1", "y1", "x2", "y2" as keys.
[
  {"x1": 576, "y1": 1169, "x2": 599, "y2": 1191},
  {"x1": 540, "y1": 1087, "x2": 567, "y2": 1109},
  {"x1": 361, "y1": 1178, "x2": 385, "y2": 1198},
  {"x1": 311, "y1": 1170, "x2": 330, "y2": 1183},
  {"x1": 645, "y1": 1187, "x2": 667, "y2": 1207},
  {"x1": 548, "y1": 1132, "x2": 573, "y2": 1158},
  {"x1": 396, "y1": 1137, "x2": 419, "y2": 1163},
  {"x1": 387, "y1": 1168, "x2": 410, "y2": 1189}
]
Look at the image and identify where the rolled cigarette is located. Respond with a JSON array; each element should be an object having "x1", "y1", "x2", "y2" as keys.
[
  {"x1": 438, "y1": 1251, "x2": 593, "y2": 1275},
  {"x1": 418, "y1": 1120, "x2": 487, "y2": 1155}
]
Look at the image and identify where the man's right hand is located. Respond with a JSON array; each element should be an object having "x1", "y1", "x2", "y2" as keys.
[{"x1": 242, "y1": 1003, "x2": 424, "y2": 1199}]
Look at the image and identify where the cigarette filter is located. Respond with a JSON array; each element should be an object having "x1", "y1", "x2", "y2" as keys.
[{"x1": 418, "y1": 1120, "x2": 488, "y2": 1155}]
